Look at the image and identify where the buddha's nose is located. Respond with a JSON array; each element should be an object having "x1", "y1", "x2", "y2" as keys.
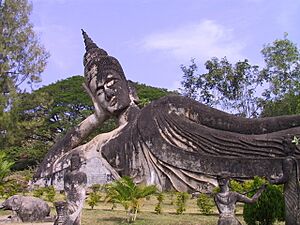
[{"x1": 105, "y1": 88, "x2": 115, "y2": 100}]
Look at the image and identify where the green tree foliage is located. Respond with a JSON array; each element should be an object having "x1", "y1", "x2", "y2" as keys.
[
  {"x1": 243, "y1": 177, "x2": 284, "y2": 225},
  {"x1": 131, "y1": 81, "x2": 175, "y2": 107},
  {"x1": 0, "y1": 0, "x2": 49, "y2": 86},
  {"x1": 105, "y1": 176, "x2": 157, "y2": 222},
  {"x1": 0, "y1": 0, "x2": 49, "y2": 118},
  {"x1": 0, "y1": 0, "x2": 49, "y2": 169},
  {"x1": 0, "y1": 152, "x2": 14, "y2": 183},
  {"x1": 261, "y1": 92, "x2": 300, "y2": 117},
  {"x1": 260, "y1": 33, "x2": 300, "y2": 101},
  {"x1": 181, "y1": 35, "x2": 300, "y2": 118},
  {"x1": 181, "y1": 58, "x2": 259, "y2": 117},
  {"x1": 34, "y1": 76, "x2": 94, "y2": 140}
]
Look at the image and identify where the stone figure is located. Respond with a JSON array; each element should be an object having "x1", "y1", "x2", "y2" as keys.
[
  {"x1": 63, "y1": 153, "x2": 87, "y2": 225},
  {"x1": 270, "y1": 137, "x2": 300, "y2": 225},
  {"x1": 54, "y1": 201, "x2": 68, "y2": 225},
  {"x1": 0, "y1": 195, "x2": 50, "y2": 222},
  {"x1": 33, "y1": 30, "x2": 300, "y2": 193},
  {"x1": 214, "y1": 174, "x2": 265, "y2": 225}
]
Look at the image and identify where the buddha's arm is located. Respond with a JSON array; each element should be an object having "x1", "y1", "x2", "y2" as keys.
[{"x1": 34, "y1": 84, "x2": 109, "y2": 179}]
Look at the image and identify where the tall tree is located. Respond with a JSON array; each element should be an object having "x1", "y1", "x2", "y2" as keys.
[
  {"x1": 260, "y1": 33, "x2": 300, "y2": 101},
  {"x1": 181, "y1": 35, "x2": 300, "y2": 118},
  {"x1": 0, "y1": 0, "x2": 49, "y2": 147},
  {"x1": 0, "y1": 0, "x2": 49, "y2": 88},
  {"x1": 181, "y1": 58, "x2": 260, "y2": 117}
]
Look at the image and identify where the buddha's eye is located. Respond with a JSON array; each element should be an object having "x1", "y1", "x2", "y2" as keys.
[
  {"x1": 96, "y1": 85, "x2": 104, "y2": 96},
  {"x1": 106, "y1": 80, "x2": 115, "y2": 87}
]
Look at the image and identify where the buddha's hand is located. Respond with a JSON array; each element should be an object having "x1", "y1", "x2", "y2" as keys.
[{"x1": 82, "y1": 83, "x2": 108, "y2": 120}]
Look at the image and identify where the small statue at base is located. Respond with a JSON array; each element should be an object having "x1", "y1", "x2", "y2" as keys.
[
  {"x1": 269, "y1": 137, "x2": 300, "y2": 225},
  {"x1": 214, "y1": 174, "x2": 265, "y2": 225},
  {"x1": 63, "y1": 153, "x2": 87, "y2": 225},
  {"x1": 54, "y1": 201, "x2": 68, "y2": 225}
]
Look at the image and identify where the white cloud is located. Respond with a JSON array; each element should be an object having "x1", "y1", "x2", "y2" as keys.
[{"x1": 140, "y1": 20, "x2": 245, "y2": 62}]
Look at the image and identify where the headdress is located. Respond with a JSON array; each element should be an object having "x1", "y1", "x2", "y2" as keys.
[{"x1": 81, "y1": 29, "x2": 127, "y2": 84}]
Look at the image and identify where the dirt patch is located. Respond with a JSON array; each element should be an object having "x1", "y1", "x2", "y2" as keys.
[{"x1": 0, "y1": 215, "x2": 53, "y2": 225}]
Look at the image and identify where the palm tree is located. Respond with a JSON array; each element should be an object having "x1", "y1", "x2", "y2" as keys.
[{"x1": 105, "y1": 176, "x2": 157, "y2": 222}]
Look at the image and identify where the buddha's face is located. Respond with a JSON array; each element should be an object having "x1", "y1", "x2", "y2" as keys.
[{"x1": 87, "y1": 64, "x2": 130, "y2": 115}]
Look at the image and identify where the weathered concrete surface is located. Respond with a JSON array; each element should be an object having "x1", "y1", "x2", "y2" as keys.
[
  {"x1": 0, "y1": 195, "x2": 50, "y2": 222},
  {"x1": 33, "y1": 31, "x2": 300, "y2": 193}
]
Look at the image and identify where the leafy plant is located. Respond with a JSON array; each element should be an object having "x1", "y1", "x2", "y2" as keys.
[
  {"x1": 154, "y1": 192, "x2": 164, "y2": 214},
  {"x1": 33, "y1": 187, "x2": 45, "y2": 198},
  {"x1": 243, "y1": 177, "x2": 284, "y2": 225},
  {"x1": 197, "y1": 193, "x2": 213, "y2": 215},
  {"x1": 87, "y1": 184, "x2": 102, "y2": 209},
  {"x1": 32, "y1": 186, "x2": 56, "y2": 202},
  {"x1": 44, "y1": 186, "x2": 56, "y2": 202},
  {"x1": 87, "y1": 191, "x2": 101, "y2": 210},
  {"x1": 0, "y1": 152, "x2": 14, "y2": 183},
  {"x1": 105, "y1": 176, "x2": 157, "y2": 222},
  {"x1": 175, "y1": 192, "x2": 189, "y2": 214}
]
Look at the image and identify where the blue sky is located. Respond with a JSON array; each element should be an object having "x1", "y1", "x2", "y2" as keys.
[{"x1": 31, "y1": 0, "x2": 300, "y2": 90}]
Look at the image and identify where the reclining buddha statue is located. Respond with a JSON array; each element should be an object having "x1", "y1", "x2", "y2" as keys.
[{"x1": 33, "y1": 30, "x2": 300, "y2": 193}]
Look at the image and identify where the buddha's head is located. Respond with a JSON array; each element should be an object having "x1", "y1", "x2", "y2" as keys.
[{"x1": 82, "y1": 30, "x2": 131, "y2": 115}]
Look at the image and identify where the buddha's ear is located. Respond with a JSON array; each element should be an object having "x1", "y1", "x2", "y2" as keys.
[{"x1": 127, "y1": 80, "x2": 139, "y2": 104}]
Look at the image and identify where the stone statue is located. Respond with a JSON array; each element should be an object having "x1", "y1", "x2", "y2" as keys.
[
  {"x1": 54, "y1": 201, "x2": 68, "y2": 225},
  {"x1": 0, "y1": 195, "x2": 51, "y2": 222},
  {"x1": 214, "y1": 174, "x2": 265, "y2": 225},
  {"x1": 270, "y1": 137, "x2": 300, "y2": 225},
  {"x1": 63, "y1": 153, "x2": 87, "y2": 225},
  {"x1": 33, "y1": 30, "x2": 300, "y2": 193}
]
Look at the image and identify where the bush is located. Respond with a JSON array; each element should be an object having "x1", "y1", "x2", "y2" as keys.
[
  {"x1": 87, "y1": 191, "x2": 101, "y2": 209},
  {"x1": 33, "y1": 187, "x2": 45, "y2": 198},
  {"x1": 44, "y1": 186, "x2": 56, "y2": 202},
  {"x1": 33, "y1": 186, "x2": 56, "y2": 202},
  {"x1": 154, "y1": 192, "x2": 164, "y2": 214},
  {"x1": 0, "y1": 181, "x2": 20, "y2": 198},
  {"x1": 197, "y1": 193, "x2": 213, "y2": 215},
  {"x1": 243, "y1": 177, "x2": 284, "y2": 225},
  {"x1": 91, "y1": 184, "x2": 102, "y2": 193},
  {"x1": 175, "y1": 192, "x2": 189, "y2": 214}
]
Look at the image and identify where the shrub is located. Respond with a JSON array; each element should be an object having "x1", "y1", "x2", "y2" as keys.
[
  {"x1": 105, "y1": 176, "x2": 157, "y2": 222},
  {"x1": 197, "y1": 193, "x2": 213, "y2": 215},
  {"x1": 91, "y1": 184, "x2": 102, "y2": 193},
  {"x1": 0, "y1": 181, "x2": 20, "y2": 198},
  {"x1": 154, "y1": 192, "x2": 164, "y2": 214},
  {"x1": 243, "y1": 177, "x2": 284, "y2": 225},
  {"x1": 87, "y1": 191, "x2": 101, "y2": 209},
  {"x1": 33, "y1": 187, "x2": 44, "y2": 198},
  {"x1": 33, "y1": 186, "x2": 56, "y2": 203},
  {"x1": 44, "y1": 186, "x2": 56, "y2": 202},
  {"x1": 175, "y1": 192, "x2": 189, "y2": 214}
]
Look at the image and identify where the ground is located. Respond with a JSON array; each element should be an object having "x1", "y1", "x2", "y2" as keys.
[{"x1": 0, "y1": 195, "x2": 284, "y2": 225}]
